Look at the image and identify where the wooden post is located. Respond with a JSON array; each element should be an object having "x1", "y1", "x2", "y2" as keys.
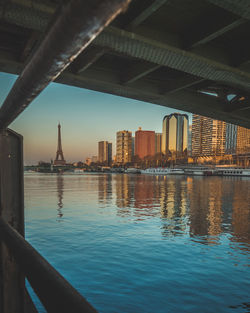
[{"x1": 0, "y1": 129, "x2": 24, "y2": 313}]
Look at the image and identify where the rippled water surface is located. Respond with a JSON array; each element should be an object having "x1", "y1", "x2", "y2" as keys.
[{"x1": 24, "y1": 173, "x2": 250, "y2": 313}]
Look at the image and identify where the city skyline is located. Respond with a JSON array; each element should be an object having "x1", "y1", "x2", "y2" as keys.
[
  {"x1": 1, "y1": 72, "x2": 190, "y2": 165},
  {"x1": 3, "y1": 71, "x2": 250, "y2": 166}
]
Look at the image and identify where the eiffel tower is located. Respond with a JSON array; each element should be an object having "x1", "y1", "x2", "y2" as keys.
[{"x1": 54, "y1": 123, "x2": 66, "y2": 165}]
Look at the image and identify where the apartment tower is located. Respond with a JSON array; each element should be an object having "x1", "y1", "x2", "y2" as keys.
[
  {"x1": 98, "y1": 141, "x2": 112, "y2": 165},
  {"x1": 236, "y1": 126, "x2": 250, "y2": 154},
  {"x1": 191, "y1": 114, "x2": 226, "y2": 157},
  {"x1": 135, "y1": 127, "x2": 155, "y2": 159},
  {"x1": 116, "y1": 130, "x2": 132, "y2": 164}
]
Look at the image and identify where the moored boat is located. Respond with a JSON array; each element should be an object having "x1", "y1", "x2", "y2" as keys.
[
  {"x1": 141, "y1": 167, "x2": 184, "y2": 175},
  {"x1": 215, "y1": 168, "x2": 250, "y2": 176}
]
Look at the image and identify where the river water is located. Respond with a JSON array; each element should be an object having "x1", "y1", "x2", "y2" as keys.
[{"x1": 24, "y1": 173, "x2": 250, "y2": 313}]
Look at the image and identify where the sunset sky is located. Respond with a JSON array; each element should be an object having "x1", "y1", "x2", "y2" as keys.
[{"x1": 1, "y1": 72, "x2": 191, "y2": 165}]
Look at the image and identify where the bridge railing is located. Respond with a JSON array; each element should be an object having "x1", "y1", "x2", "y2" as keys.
[{"x1": 0, "y1": 217, "x2": 98, "y2": 313}]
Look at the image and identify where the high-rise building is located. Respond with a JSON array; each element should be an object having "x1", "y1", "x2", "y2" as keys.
[
  {"x1": 108, "y1": 143, "x2": 112, "y2": 164},
  {"x1": 116, "y1": 130, "x2": 132, "y2": 164},
  {"x1": 191, "y1": 114, "x2": 226, "y2": 157},
  {"x1": 188, "y1": 125, "x2": 192, "y2": 155},
  {"x1": 155, "y1": 133, "x2": 162, "y2": 155},
  {"x1": 225, "y1": 123, "x2": 238, "y2": 154},
  {"x1": 236, "y1": 126, "x2": 250, "y2": 154},
  {"x1": 135, "y1": 127, "x2": 155, "y2": 159},
  {"x1": 98, "y1": 141, "x2": 112, "y2": 164},
  {"x1": 162, "y1": 113, "x2": 188, "y2": 157}
]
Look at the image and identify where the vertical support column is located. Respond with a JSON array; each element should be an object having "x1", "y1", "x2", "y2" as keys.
[{"x1": 0, "y1": 129, "x2": 24, "y2": 313}]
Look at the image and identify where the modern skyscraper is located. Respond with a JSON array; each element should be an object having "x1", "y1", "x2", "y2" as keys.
[
  {"x1": 116, "y1": 130, "x2": 132, "y2": 164},
  {"x1": 98, "y1": 141, "x2": 112, "y2": 164},
  {"x1": 135, "y1": 127, "x2": 155, "y2": 159},
  {"x1": 54, "y1": 123, "x2": 66, "y2": 165},
  {"x1": 191, "y1": 114, "x2": 226, "y2": 157},
  {"x1": 162, "y1": 113, "x2": 188, "y2": 157},
  {"x1": 155, "y1": 133, "x2": 162, "y2": 154}
]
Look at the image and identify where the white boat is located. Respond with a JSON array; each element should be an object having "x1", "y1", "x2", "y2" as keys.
[
  {"x1": 169, "y1": 168, "x2": 185, "y2": 175},
  {"x1": 141, "y1": 167, "x2": 184, "y2": 175},
  {"x1": 183, "y1": 167, "x2": 214, "y2": 176},
  {"x1": 216, "y1": 168, "x2": 250, "y2": 176},
  {"x1": 74, "y1": 168, "x2": 85, "y2": 173},
  {"x1": 141, "y1": 168, "x2": 170, "y2": 175}
]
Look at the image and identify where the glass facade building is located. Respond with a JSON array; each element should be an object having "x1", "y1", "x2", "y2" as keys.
[
  {"x1": 225, "y1": 123, "x2": 238, "y2": 154},
  {"x1": 162, "y1": 113, "x2": 188, "y2": 157}
]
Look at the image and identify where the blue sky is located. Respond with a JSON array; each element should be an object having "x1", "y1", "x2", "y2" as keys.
[{"x1": 0, "y1": 72, "x2": 191, "y2": 164}]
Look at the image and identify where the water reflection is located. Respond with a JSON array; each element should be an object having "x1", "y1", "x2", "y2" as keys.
[
  {"x1": 97, "y1": 174, "x2": 250, "y2": 250},
  {"x1": 25, "y1": 173, "x2": 250, "y2": 313},
  {"x1": 232, "y1": 180, "x2": 250, "y2": 246},
  {"x1": 98, "y1": 174, "x2": 112, "y2": 206},
  {"x1": 56, "y1": 174, "x2": 64, "y2": 219}
]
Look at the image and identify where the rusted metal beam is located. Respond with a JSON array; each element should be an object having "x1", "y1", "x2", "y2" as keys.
[
  {"x1": 0, "y1": 217, "x2": 98, "y2": 313},
  {"x1": 0, "y1": 0, "x2": 131, "y2": 129}
]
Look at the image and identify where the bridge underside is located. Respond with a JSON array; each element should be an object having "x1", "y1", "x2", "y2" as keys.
[{"x1": 1, "y1": 0, "x2": 250, "y2": 127}]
